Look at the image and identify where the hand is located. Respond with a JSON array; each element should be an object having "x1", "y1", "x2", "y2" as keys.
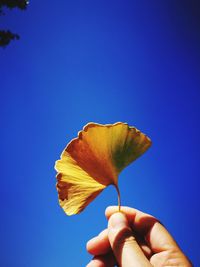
[{"x1": 86, "y1": 206, "x2": 192, "y2": 267}]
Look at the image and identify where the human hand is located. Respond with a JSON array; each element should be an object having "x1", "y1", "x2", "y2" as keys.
[{"x1": 86, "y1": 206, "x2": 192, "y2": 267}]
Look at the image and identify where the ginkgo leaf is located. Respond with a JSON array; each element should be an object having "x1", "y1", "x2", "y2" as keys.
[{"x1": 55, "y1": 122, "x2": 151, "y2": 215}]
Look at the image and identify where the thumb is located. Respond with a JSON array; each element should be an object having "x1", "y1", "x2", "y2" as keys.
[{"x1": 108, "y1": 212, "x2": 152, "y2": 267}]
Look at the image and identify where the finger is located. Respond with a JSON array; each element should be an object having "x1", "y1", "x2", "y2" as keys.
[
  {"x1": 146, "y1": 220, "x2": 179, "y2": 253},
  {"x1": 87, "y1": 229, "x2": 111, "y2": 255},
  {"x1": 86, "y1": 253, "x2": 116, "y2": 267},
  {"x1": 106, "y1": 206, "x2": 179, "y2": 253},
  {"x1": 108, "y1": 212, "x2": 152, "y2": 267},
  {"x1": 106, "y1": 206, "x2": 156, "y2": 234},
  {"x1": 87, "y1": 227, "x2": 152, "y2": 259},
  {"x1": 133, "y1": 231, "x2": 152, "y2": 258}
]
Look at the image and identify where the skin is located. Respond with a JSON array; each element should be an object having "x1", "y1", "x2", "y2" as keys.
[{"x1": 86, "y1": 206, "x2": 192, "y2": 267}]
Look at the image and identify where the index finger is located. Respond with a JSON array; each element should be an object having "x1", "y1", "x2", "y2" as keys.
[{"x1": 105, "y1": 206, "x2": 180, "y2": 253}]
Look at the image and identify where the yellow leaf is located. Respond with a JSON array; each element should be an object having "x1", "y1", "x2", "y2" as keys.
[{"x1": 55, "y1": 122, "x2": 151, "y2": 215}]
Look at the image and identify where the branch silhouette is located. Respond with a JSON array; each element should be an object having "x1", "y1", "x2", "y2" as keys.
[{"x1": 0, "y1": 0, "x2": 28, "y2": 47}]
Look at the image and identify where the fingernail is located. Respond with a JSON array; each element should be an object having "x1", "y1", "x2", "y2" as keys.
[{"x1": 109, "y1": 212, "x2": 128, "y2": 229}]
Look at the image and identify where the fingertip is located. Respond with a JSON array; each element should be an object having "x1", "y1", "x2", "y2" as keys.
[
  {"x1": 105, "y1": 206, "x2": 119, "y2": 218},
  {"x1": 86, "y1": 229, "x2": 111, "y2": 256},
  {"x1": 105, "y1": 206, "x2": 137, "y2": 221},
  {"x1": 86, "y1": 236, "x2": 98, "y2": 254},
  {"x1": 108, "y1": 212, "x2": 128, "y2": 229}
]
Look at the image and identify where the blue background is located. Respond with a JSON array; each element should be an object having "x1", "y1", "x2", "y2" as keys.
[{"x1": 0, "y1": 1, "x2": 199, "y2": 266}]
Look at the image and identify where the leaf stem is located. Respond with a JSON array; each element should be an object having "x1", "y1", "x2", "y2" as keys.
[{"x1": 114, "y1": 184, "x2": 121, "y2": 212}]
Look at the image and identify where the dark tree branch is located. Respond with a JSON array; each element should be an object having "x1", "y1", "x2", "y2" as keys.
[
  {"x1": 0, "y1": 0, "x2": 28, "y2": 11},
  {"x1": 0, "y1": 30, "x2": 19, "y2": 47},
  {"x1": 0, "y1": 0, "x2": 28, "y2": 47}
]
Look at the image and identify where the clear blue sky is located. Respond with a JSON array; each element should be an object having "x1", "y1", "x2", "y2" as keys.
[{"x1": 0, "y1": 1, "x2": 200, "y2": 266}]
